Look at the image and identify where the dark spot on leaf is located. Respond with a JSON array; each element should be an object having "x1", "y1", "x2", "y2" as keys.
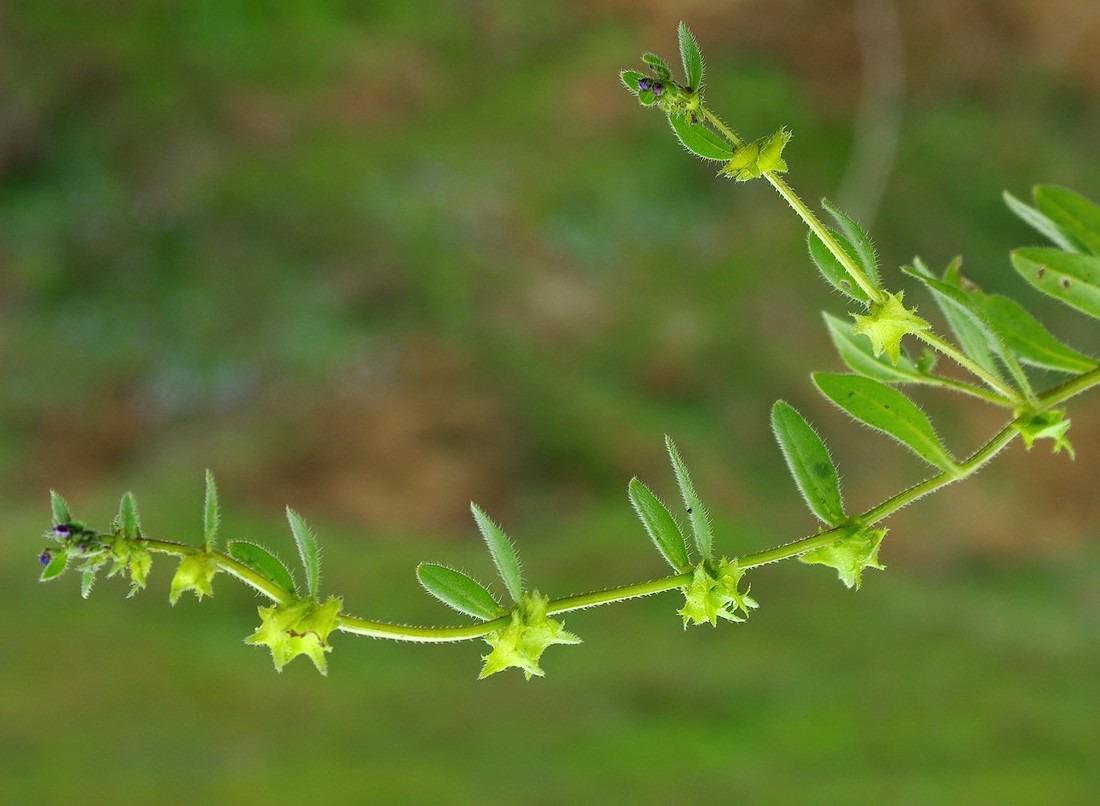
[
  {"x1": 1059, "y1": 276, "x2": 1072, "y2": 289},
  {"x1": 686, "y1": 506, "x2": 693, "y2": 515},
  {"x1": 1037, "y1": 265, "x2": 1046, "y2": 279}
]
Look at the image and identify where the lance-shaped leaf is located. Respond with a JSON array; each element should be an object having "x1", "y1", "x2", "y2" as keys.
[
  {"x1": 203, "y1": 469, "x2": 220, "y2": 552},
  {"x1": 1003, "y1": 190, "x2": 1081, "y2": 252},
  {"x1": 678, "y1": 22, "x2": 704, "y2": 91},
  {"x1": 667, "y1": 113, "x2": 733, "y2": 162},
  {"x1": 905, "y1": 259, "x2": 1031, "y2": 396},
  {"x1": 628, "y1": 477, "x2": 691, "y2": 571},
  {"x1": 50, "y1": 490, "x2": 72, "y2": 526},
  {"x1": 770, "y1": 401, "x2": 846, "y2": 527},
  {"x1": 821, "y1": 198, "x2": 881, "y2": 288},
  {"x1": 813, "y1": 373, "x2": 958, "y2": 473},
  {"x1": 286, "y1": 508, "x2": 322, "y2": 601},
  {"x1": 641, "y1": 52, "x2": 672, "y2": 82},
  {"x1": 470, "y1": 503, "x2": 524, "y2": 605},
  {"x1": 416, "y1": 563, "x2": 504, "y2": 621},
  {"x1": 1034, "y1": 185, "x2": 1100, "y2": 255},
  {"x1": 39, "y1": 550, "x2": 69, "y2": 582},
  {"x1": 823, "y1": 312, "x2": 924, "y2": 383},
  {"x1": 980, "y1": 294, "x2": 1097, "y2": 373},
  {"x1": 112, "y1": 492, "x2": 142, "y2": 540},
  {"x1": 807, "y1": 229, "x2": 871, "y2": 305},
  {"x1": 228, "y1": 540, "x2": 297, "y2": 595},
  {"x1": 1012, "y1": 247, "x2": 1100, "y2": 320},
  {"x1": 665, "y1": 436, "x2": 713, "y2": 562}
]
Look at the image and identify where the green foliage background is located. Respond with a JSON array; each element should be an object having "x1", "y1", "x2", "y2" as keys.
[{"x1": 3, "y1": 1, "x2": 1099, "y2": 801}]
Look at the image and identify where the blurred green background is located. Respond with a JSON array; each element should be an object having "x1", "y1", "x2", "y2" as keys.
[{"x1": 4, "y1": 1, "x2": 1100, "y2": 802}]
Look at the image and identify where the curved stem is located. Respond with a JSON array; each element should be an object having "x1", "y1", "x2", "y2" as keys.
[{"x1": 119, "y1": 364, "x2": 1100, "y2": 645}]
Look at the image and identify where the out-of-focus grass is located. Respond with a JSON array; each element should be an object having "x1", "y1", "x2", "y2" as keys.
[{"x1": 5, "y1": 2, "x2": 1100, "y2": 802}]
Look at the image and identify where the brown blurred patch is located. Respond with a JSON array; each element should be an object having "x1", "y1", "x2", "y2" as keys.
[{"x1": 237, "y1": 337, "x2": 524, "y2": 533}]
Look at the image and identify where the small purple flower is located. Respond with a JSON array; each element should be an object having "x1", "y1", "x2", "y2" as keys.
[
  {"x1": 651, "y1": 82, "x2": 664, "y2": 97},
  {"x1": 638, "y1": 78, "x2": 652, "y2": 91},
  {"x1": 39, "y1": 550, "x2": 52, "y2": 566},
  {"x1": 53, "y1": 524, "x2": 71, "y2": 539}
]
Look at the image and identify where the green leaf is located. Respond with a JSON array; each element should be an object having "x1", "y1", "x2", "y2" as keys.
[
  {"x1": 1012, "y1": 247, "x2": 1100, "y2": 320},
  {"x1": 112, "y1": 492, "x2": 141, "y2": 540},
  {"x1": 203, "y1": 469, "x2": 220, "y2": 552},
  {"x1": 228, "y1": 540, "x2": 297, "y2": 595},
  {"x1": 416, "y1": 563, "x2": 504, "y2": 621},
  {"x1": 620, "y1": 69, "x2": 645, "y2": 95},
  {"x1": 1034, "y1": 185, "x2": 1100, "y2": 255},
  {"x1": 906, "y1": 259, "x2": 1001, "y2": 376},
  {"x1": 664, "y1": 436, "x2": 713, "y2": 562},
  {"x1": 807, "y1": 229, "x2": 871, "y2": 304},
  {"x1": 813, "y1": 373, "x2": 958, "y2": 473},
  {"x1": 39, "y1": 549, "x2": 68, "y2": 582},
  {"x1": 628, "y1": 477, "x2": 691, "y2": 571},
  {"x1": 821, "y1": 198, "x2": 881, "y2": 288},
  {"x1": 678, "y1": 22, "x2": 704, "y2": 91},
  {"x1": 50, "y1": 491, "x2": 71, "y2": 526},
  {"x1": 641, "y1": 52, "x2": 672, "y2": 82},
  {"x1": 823, "y1": 312, "x2": 924, "y2": 383},
  {"x1": 667, "y1": 113, "x2": 733, "y2": 162},
  {"x1": 1003, "y1": 190, "x2": 1080, "y2": 252},
  {"x1": 770, "y1": 401, "x2": 846, "y2": 526},
  {"x1": 286, "y1": 508, "x2": 322, "y2": 601},
  {"x1": 981, "y1": 293, "x2": 1097, "y2": 373},
  {"x1": 470, "y1": 503, "x2": 524, "y2": 605}
]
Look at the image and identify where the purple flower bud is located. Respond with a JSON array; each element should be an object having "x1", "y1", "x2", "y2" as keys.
[
  {"x1": 53, "y1": 524, "x2": 71, "y2": 538},
  {"x1": 638, "y1": 78, "x2": 651, "y2": 91},
  {"x1": 39, "y1": 550, "x2": 52, "y2": 566},
  {"x1": 651, "y1": 82, "x2": 664, "y2": 97}
]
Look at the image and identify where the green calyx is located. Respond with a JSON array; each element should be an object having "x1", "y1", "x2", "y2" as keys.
[
  {"x1": 852, "y1": 292, "x2": 930, "y2": 364},
  {"x1": 107, "y1": 534, "x2": 153, "y2": 597},
  {"x1": 678, "y1": 559, "x2": 758, "y2": 627},
  {"x1": 719, "y1": 128, "x2": 791, "y2": 181},
  {"x1": 479, "y1": 591, "x2": 581, "y2": 680},
  {"x1": 1015, "y1": 409, "x2": 1075, "y2": 458},
  {"x1": 799, "y1": 524, "x2": 886, "y2": 590},
  {"x1": 170, "y1": 552, "x2": 219, "y2": 605},
  {"x1": 247, "y1": 596, "x2": 343, "y2": 675}
]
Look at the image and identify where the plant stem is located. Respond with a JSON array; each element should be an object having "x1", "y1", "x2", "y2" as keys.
[
  {"x1": 125, "y1": 362, "x2": 1100, "y2": 646},
  {"x1": 915, "y1": 331, "x2": 1028, "y2": 407}
]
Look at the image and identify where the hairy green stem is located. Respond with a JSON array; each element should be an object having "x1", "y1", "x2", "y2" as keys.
[
  {"x1": 124, "y1": 364, "x2": 1100, "y2": 645},
  {"x1": 915, "y1": 331, "x2": 1030, "y2": 407}
]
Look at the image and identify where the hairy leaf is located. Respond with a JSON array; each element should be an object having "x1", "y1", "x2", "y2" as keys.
[
  {"x1": 1003, "y1": 190, "x2": 1081, "y2": 252},
  {"x1": 981, "y1": 294, "x2": 1097, "y2": 373},
  {"x1": 678, "y1": 22, "x2": 704, "y2": 91},
  {"x1": 821, "y1": 198, "x2": 881, "y2": 288},
  {"x1": 813, "y1": 373, "x2": 958, "y2": 472},
  {"x1": 665, "y1": 436, "x2": 713, "y2": 562},
  {"x1": 470, "y1": 503, "x2": 524, "y2": 605},
  {"x1": 50, "y1": 490, "x2": 72, "y2": 526},
  {"x1": 286, "y1": 508, "x2": 322, "y2": 600},
  {"x1": 229, "y1": 540, "x2": 297, "y2": 596},
  {"x1": 628, "y1": 477, "x2": 691, "y2": 571},
  {"x1": 112, "y1": 492, "x2": 142, "y2": 540},
  {"x1": 1012, "y1": 247, "x2": 1100, "y2": 320},
  {"x1": 667, "y1": 113, "x2": 733, "y2": 161},
  {"x1": 770, "y1": 401, "x2": 846, "y2": 526},
  {"x1": 1034, "y1": 185, "x2": 1100, "y2": 255},
  {"x1": 417, "y1": 563, "x2": 504, "y2": 621},
  {"x1": 807, "y1": 228, "x2": 872, "y2": 305},
  {"x1": 641, "y1": 52, "x2": 672, "y2": 82},
  {"x1": 203, "y1": 469, "x2": 220, "y2": 552}
]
